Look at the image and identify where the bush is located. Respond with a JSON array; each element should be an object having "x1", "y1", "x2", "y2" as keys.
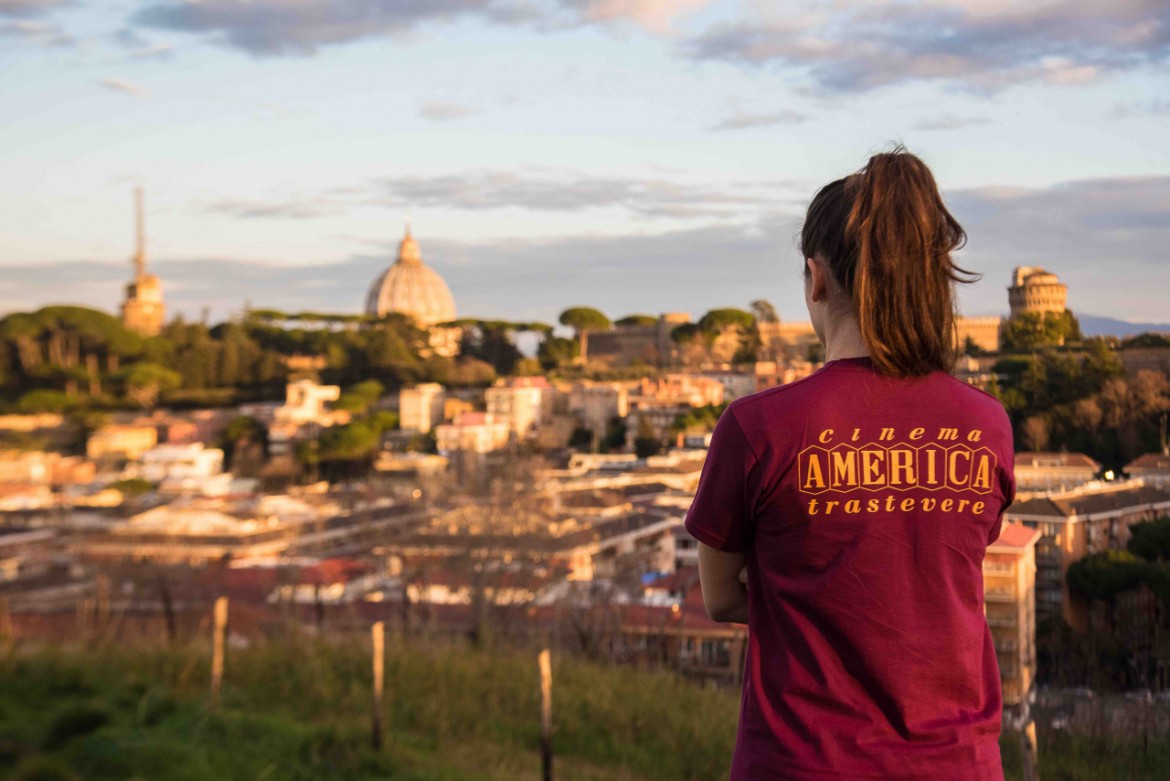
[
  {"x1": 12, "y1": 757, "x2": 80, "y2": 781},
  {"x1": 42, "y1": 704, "x2": 109, "y2": 750}
]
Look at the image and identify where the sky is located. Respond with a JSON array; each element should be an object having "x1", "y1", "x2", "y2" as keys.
[{"x1": 2, "y1": 0, "x2": 1168, "y2": 327}]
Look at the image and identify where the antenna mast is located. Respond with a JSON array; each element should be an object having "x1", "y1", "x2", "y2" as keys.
[{"x1": 134, "y1": 186, "x2": 147, "y2": 277}]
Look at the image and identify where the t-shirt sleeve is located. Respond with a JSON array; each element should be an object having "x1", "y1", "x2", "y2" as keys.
[
  {"x1": 987, "y1": 414, "x2": 1017, "y2": 546},
  {"x1": 684, "y1": 408, "x2": 758, "y2": 552}
]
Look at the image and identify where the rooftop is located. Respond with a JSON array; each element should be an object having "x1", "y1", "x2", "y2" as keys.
[
  {"x1": 1014, "y1": 452, "x2": 1100, "y2": 470},
  {"x1": 989, "y1": 522, "x2": 1041, "y2": 551},
  {"x1": 1009, "y1": 481, "x2": 1170, "y2": 519},
  {"x1": 1126, "y1": 453, "x2": 1170, "y2": 472}
]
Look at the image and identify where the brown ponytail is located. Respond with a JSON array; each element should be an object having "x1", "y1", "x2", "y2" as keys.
[{"x1": 801, "y1": 146, "x2": 976, "y2": 377}]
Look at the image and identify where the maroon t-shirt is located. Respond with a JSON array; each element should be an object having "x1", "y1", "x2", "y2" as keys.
[{"x1": 685, "y1": 357, "x2": 1015, "y2": 780}]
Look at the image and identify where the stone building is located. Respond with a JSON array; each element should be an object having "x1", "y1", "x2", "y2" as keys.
[
  {"x1": 1006, "y1": 481, "x2": 1170, "y2": 630},
  {"x1": 568, "y1": 382, "x2": 629, "y2": 444},
  {"x1": 266, "y1": 379, "x2": 348, "y2": 456},
  {"x1": 1125, "y1": 453, "x2": 1170, "y2": 490},
  {"x1": 1013, "y1": 452, "x2": 1101, "y2": 495},
  {"x1": 484, "y1": 376, "x2": 553, "y2": 440},
  {"x1": 86, "y1": 423, "x2": 158, "y2": 461},
  {"x1": 399, "y1": 383, "x2": 447, "y2": 434},
  {"x1": 956, "y1": 316, "x2": 1002, "y2": 353},
  {"x1": 1008, "y1": 266, "x2": 1068, "y2": 318},
  {"x1": 120, "y1": 188, "x2": 165, "y2": 336},
  {"x1": 365, "y1": 226, "x2": 461, "y2": 357},
  {"x1": 433, "y1": 412, "x2": 511, "y2": 455},
  {"x1": 579, "y1": 313, "x2": 691, "y2": 368},
  {"x1": 757, "y1": 320, "x2": 819, "y2": 360},
  {"x1": 983, "y1": 523, "x2": 1041, "y2": 707}
]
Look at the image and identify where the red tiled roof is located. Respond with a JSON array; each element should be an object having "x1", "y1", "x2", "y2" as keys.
[
  {"x1": 295, "y1": 557, "x2": 371, "y2": 586},
  {"x1": 990, "y1": 522, "x2": 1040, "y2": 550},
  {"x1": 1014, "y1": 452, "x2": 1100, "y2": 470},
  {"x1": 1127, "y1": 453, "x2": 1170, "y2": 472}
]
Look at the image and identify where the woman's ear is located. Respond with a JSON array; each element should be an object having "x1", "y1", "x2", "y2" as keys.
[{"x1": 806, "y1": 257, "x2": 828, "y2": 304}]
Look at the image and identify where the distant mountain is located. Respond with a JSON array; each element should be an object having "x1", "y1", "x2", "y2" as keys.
[{"x1": 1078, "y1": 314, "x2": 1170, "y2": 338}]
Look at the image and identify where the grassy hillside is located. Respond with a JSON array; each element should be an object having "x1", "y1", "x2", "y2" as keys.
[{"x1": 0, "y1": 636, "x2": 1166, "y2": 780}]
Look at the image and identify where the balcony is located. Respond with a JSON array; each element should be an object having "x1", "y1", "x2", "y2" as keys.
[{"x1": 985, "y1": 586, "x2": 1017, "y2": 602}]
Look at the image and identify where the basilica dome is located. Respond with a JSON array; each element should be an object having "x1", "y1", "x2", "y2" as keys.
[{"x1": 365, "y1": 226, "x2": 457, "y2": 328}]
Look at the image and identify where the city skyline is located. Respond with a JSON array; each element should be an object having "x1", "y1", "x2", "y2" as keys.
[{"x1": 2, "y1": 1, "x2": 1169, "y2": 325}]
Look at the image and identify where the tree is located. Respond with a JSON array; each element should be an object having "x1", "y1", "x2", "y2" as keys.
[
  {"x1": 750, "y1": 299, "x2": 779, "y2": 324},
  {"x1": 1021, "y1": 415, "x2": 1050, "y2": 451},
  {"x1": 633, "y1": 416, "x2": 661, "y2": 459},
  {"x1": 1128, "y1": 517, "x2": 1170, "y2": 563},
  {"x1": 335, "y1": 379, "x2": 385, "y2": 415},
  {"x1": 459, "y1": 322, "x2": 522, "y2": 376},
  {"x1": 698, "y1": 308, "x2": 755, "y2": 332},
  {"x1": 1001, "y1": 311, "x2": 1081, "y2": 351},
  {"x1": 121, "y1": 362, "x2": 181, "y2": 410},
  {"x1": 600, "y1": 417, "x2": 627, "y2": 453},
  {"x1": 537, "y1": 335, "x2": 578, "y2": 371},
  {"x1": 568, "y1": 427, "x2": 594, "y2": 451},
  {"x1": 16, "y1": 389, "x2": 73, "y2": 414},
  {"x1": 512, "y1": 357, "x2": 543, "y2": 376},
  {"x1": 220, "y1": 415, "x2": 266, "y2": 475},
  {"x1": 558, "y1": 307, "x2": 611, "y2": 335},
  {"x1": 670, "y1": 403, "x2": 726, "y2": 437},
  {"x1": 1122, "y1": 333, "x2": 1170, "y2": 350},
  {"x1": 1066, "y1": 550, "x2": 1147, "y2": 602},
  {"x1": 614, "y1": 314, "x2": 658, "y2": 328}
]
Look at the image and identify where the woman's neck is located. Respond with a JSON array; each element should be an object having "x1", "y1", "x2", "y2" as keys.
[{"x1": 822, "y1": 313, "x2": 870, "y2": 363}]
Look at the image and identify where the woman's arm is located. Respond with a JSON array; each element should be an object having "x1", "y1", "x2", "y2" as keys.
[{"x1": 697, "y1": 542, "x2": 748, "y2": 623}]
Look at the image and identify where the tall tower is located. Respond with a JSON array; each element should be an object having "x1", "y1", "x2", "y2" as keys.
[
  {"x1": 120, "y1": 187, "x2": 165, "y2": 336},
  {"x1": 1008, "y1": 266, "x2": 1067, "y2": 319}
]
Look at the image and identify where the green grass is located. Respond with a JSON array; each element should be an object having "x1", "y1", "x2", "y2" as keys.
[
  {"x1": 0, "y1": 636, "x2": 1166, "y2": 780},
  {"x1": 0, "y1": 636, "x2": 737, "y2": 781}
]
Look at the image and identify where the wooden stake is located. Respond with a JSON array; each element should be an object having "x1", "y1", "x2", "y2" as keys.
[
  {"x1": 158, "y1": 578, "x2": 177, "y2": 646},
  {"x1": 0, "y1": 594, "x2": 11, "y2": 640},
  {"x1": 210, "y1": 596, "x2": 228, "y2": 709},
  {"x1": 95, "y1": 574, "x2": 110, "y2": 638},
  {"x1": 1020, "y1": 719, "x2": 1039, "y2": 781},
  {"x1": 539, "y1": 648, "x2": 553, "y2": 781},
  {"x1": 371, "y1": 621, "x2": 385, "y2": 751},
  {"x1": 77, "y1": 598, "x2": 94, "y2": 640}
]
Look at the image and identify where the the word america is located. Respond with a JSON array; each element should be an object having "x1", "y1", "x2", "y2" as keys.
[{"x1": 798, "y1": 427, "x2": 996, "y2": 496}]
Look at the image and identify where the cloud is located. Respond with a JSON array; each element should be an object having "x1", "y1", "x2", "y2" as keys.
[
  {"x1": 912, "y1": 115, "x2": 992, "y2": 131},
  {"x1": 98, "y1": 77, "x2": 146, "y2": 97},
  {"x1": 6, "y1": 175, "x2": 1170, "y2": 324},
  {"x1": 0, "y1": 0, "x2": 67, "y2": 17},
  {"x1": 946, "y1": 175, "x2": 1170, "y2": 317},
  {"x1": 132, "y1": 0, "x2": 711, "y2": 56},
  {"x1": 0, "y1": 17, "x2": 70, "y2": 44},
  {"x1": 128, "y1": 42, "x2": 175, "y2": 60},
  {"x1": 0, "y1": 218, "x2": 804, "y2": 328},
  {"x1": 368, "y1": 170, "x2": 798, "y2": 219},
  {"x1": 709, "y1": 108, "x2": 807, "y2": 131},
  {"x1": 111, "y1": 26, "x2": 175, "y2": 60},
  {"x1": 1112, "y1": 99, "x2": 1170, "y2": 118},
  {"x1": 559, "y1": 0, "x2": 709, "y2": 34},
  {"x1": 133, "y1": 0, "x2": 536, "y2": 56},
  {"x1": 683, "y1": 1, "x2": 1170, "y2": 93},
  {"x1": 417, "y1": 101, "x2": 480, "y2": 122},
  {"x1": 201, "y1": 198, "x2": 342, "y2": 220},
  {"x1": 200, "y1": 170, "x2": 803, "y2": 222}
]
